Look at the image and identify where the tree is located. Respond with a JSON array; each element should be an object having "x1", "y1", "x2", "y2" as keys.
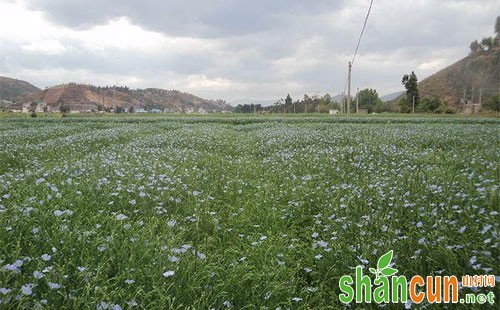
[
  {"x1": 468, "y1": 16, "x2": 499, "y2": 51},
  {"x1": 29, "y1": 101, "x2": 38, "y2": 117},
  {"x1": 401, "y1": 71, "x2": 419, "y2": 111},
  {"x1": 357, "y1": 88, "x2": 382, "y2": 113},
  {"x1": 418, "y1": 95, "x2": 441, "y2": 113},
  {"x1": 481, "y1": 37, "x2": 494, "y2": 51},
  {"x1": 315, "y1": 93, "x2": 333, "y2": 113},
  {"x1": 482, "y1": 94, "x2": 500, "y2": 113},
  {"x1": 330, "y1": 100, "x2": 341, "y2": 111},
  {"x1": 58, "y1": 99, "x2": 70, "y2": 114},
  {"x1": 284, "y1": 94, "x2": 294, "y2": 113},
  {"x1": 303, "y1": 94, "x2": 311, "y2": 113},
  {"x1": 29, "y1": 101, "x2": 37, "y2": 113},
  {"x1": 128, "y1": 106, "x2": 135, "y2": 113},
  {"x1": 470, "y1": 40, "x2": 482, "y2": 53},
  {"x1": 322, "y1": 93, "x2": 332, "y2": 105},
  {"x1": 234, "y1": 104, "x2": 253, "y2": 113},
  {"x1": 272, "y1": 100, "x2": 280, "y2": 113},
  {"x1": 495, "y1": 16, "x2": 500, "y2": 47},
  {"x1": 398, "y1": 97, "x2": 411, "y2": 113},
  {"x1": 59, "y1": 103, "x2": 70, "y2": 114}
]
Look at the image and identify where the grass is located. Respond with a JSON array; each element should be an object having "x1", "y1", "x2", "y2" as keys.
[{"x1": 0, "y1": 116, "x2": 498, "y2": 309}]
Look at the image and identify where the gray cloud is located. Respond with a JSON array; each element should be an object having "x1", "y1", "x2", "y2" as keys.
[
  {"x1": 24, "y1": 0, "x2": 346, "y2": 37},
  {"x1": 1, "y1": 0, "x2": 498, "y2": 101}
]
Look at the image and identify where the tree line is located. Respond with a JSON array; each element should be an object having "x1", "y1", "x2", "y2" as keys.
[
  {"x1": 270, "y1": 93, "x2": 340, "y2": 114},
  {"x1": 234, "y1": 94, "x2": 341, "y2": 114},
  {"x1": 469, "y1": 16, "x2": 500, "y2": 53},
  {"x1": 235, "y1": 90, "x2": 395, "y2": 114},
  {"x1": 89, "y1": 85, "x2": 130, "y2": 92}
]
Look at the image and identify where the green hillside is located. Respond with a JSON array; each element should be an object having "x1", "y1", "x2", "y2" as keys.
[{"x1": 0, "y1": 76, "x2": 40, "y2": 102}]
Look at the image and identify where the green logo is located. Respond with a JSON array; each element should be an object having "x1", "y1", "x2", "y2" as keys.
[
  {"x1": 369, "y1": 250, "x2": 398, "y2": 280},
  {"x1": 338, "y1": 250, "x2": 496, "y2": 305},
  {"x1": 339, "y1": 250, "x2": 407, "y2": 304}
]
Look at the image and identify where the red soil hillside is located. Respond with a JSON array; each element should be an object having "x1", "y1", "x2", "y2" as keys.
[
  {"x1": 28, "y1": 83, "x2": 232, "y2": 112},
  {"x1": 418, "y1": 47, "x2": 499, "y2": 106}
]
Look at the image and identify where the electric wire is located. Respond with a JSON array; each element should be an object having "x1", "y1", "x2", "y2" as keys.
[
  {"x1": 342, "y1": 0, "x2": 374, "y2": 95},
  {"x1": 351, "y1": 0, "x2": 373, "y2": 65}
]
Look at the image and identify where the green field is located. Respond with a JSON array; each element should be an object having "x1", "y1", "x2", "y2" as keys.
[{"x1": 0, "y1": 116, "x2": 498, "y2": 309}]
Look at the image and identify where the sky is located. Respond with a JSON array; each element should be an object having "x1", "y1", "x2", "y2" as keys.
[{"x1": 0, "y1": 0, "x2": 498, "y2": 102}]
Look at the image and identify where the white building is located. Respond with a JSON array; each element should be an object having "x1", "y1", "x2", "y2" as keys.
[{"x1": 22, "y1": 102, "x2": 47, "y2": 113}]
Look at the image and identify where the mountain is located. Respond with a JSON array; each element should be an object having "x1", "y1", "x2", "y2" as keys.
[
  {"x1": 332, "y1": 94, "x2": 344, "y2": 103},
  {"x1": 134, "y1": 88, "x2": 232, "y2": 112},
  {"x1": 0, "y1": 76, "x2": 40, "y2": 103},
  {"x1": 418, "y1": 47, "x2": 499, "y2": 106},
  {"x1": 28, "y1": 83, "x2": 232, "y2": 113},
  {"x1": 380, "y1": 91, "x2": 404, "y2": 102}
]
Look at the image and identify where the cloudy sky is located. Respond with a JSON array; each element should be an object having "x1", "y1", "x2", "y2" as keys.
[{"x1": 0, "y1": 0, "x2": 498, "y2": 102}]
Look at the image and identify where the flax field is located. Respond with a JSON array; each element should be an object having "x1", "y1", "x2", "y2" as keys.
[{"x1": 0, "y1": 116, "x2": 498, "y2": 309}]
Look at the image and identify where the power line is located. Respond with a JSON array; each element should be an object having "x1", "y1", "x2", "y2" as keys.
[
  {"x1": 351, "y1": 0, "x2": 374, "y2": 65},
  {"x1": 342, "y1": 0, "x2": 374, "y2": 95}
]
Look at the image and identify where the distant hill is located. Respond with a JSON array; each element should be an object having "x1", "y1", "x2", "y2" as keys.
[
  {"x1": 418, "y1": 47, "x2": 499, "y2": 106},
  {"x1": 380, "y1": 91, "x2": 404, "y2": 102},
  {"x1": 0, "y1": 76, "x2": 40, "y2": 103},
  {"x1": 332, "y1": 94, "x2": 343, "y2": 103},
  {"x1": 26, "y1": 83, "x2": 232, "y2": 113},
  {"x1": 134, "y1": 88, "x2": 232, "y2": 112}
]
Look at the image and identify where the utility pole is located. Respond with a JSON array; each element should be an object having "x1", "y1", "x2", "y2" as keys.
[
  {"x1": 471, "y1": 88, "x2": 475, "y2": 114},
  {"x1": 463, "y1": 89, "x2": 466, "y2": 112},
  {"x1": 412, "y1": 95, "x2": 415, "y2": 114},
  {"x1": 479, "y1": 88, "x2": 482, "y2": 106},
  {"x1": 347, "y1": 61, "x2": 352, "y2": 116},
  {"x1": 341, "y1": 92, "x2": 345, "y2": 114},
  {"x1": 356, "y1": 88, "x2": 359, "y2": 114}
]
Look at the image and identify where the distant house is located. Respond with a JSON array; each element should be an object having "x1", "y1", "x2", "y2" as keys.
[
  {"x1": 357, "y1": 108, "x2": 368, "y2": 114},
  {"x1": 2, "y1": 101, "x2": 22, "y2": 112},
  {"x1": 329, "y1": 109, "x2": 340, "y2": 115},
  {"x1": 22, "y1": 102, "x2": 47, "y2": 113},
  {"x1": 135, "y1": 108, "x2": 147, "y2": 113},
  {"x1": 22, "y1": 103, "x2": 30, "y2": 113},
  {"x1": 151, "y1": 108, "x2": 162, "y2": 113}
]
